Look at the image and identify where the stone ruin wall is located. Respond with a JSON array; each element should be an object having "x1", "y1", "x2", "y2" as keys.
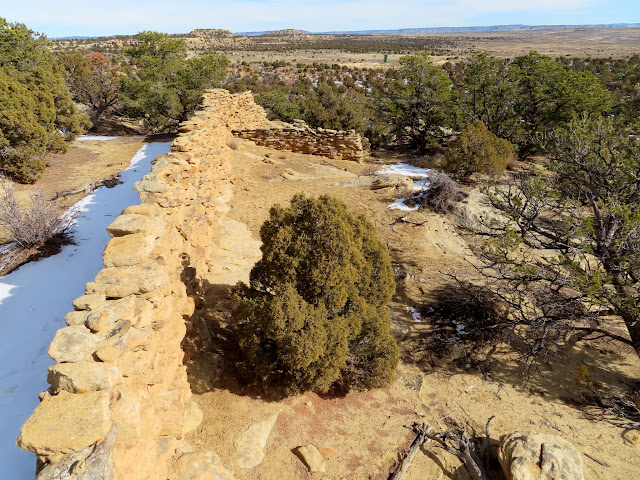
[
  {"x1": 233, "y1": 121, "x2": 368, "y2": 162},
  {"x1": 17, "y1": 89, "x2": 269, "y2": 480}
]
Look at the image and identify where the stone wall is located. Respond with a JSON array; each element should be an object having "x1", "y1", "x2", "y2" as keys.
[
  {"x1": 17, "y1": 89, "x2": 268, "y2": 480},
  {"x1": 233, "y1": 120, "x2": 368, "y2": 162}
]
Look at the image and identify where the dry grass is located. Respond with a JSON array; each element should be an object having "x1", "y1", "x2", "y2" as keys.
[{"x1": 0, "y1": 178, "x2": 76, "y2": 248}]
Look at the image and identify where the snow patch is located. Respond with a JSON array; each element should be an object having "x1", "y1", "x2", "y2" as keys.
[
  {"x1": 75, "y1": 135, "x2": 119, "y2": 142},
  {"x1": 0, "y1": 142, "x2": 171, "y2": 478},
  {"x1": 376, "y1": 163, "x2": 434, "y2": 210},
  {"x1": 377, "y1": 163, "x2": 433, "y2": 178},
  {"x1": 405, "y1": 305, "x2": 422, "y2": 323},
  {"x1": 389, "y1": 198, "x2": 419, "y2": 211}
]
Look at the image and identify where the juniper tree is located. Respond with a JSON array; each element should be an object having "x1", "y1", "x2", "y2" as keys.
[
  {"x1": 444, "y1": 120, "x2": 515, "y2": 180},
  {"x1": 233, "y1": 194, "x2": 398, "y2": 394},
  {"x1": 0, "y1": 18, "x2": 90, "y2": 182},
  {"x1": 375, "y1": 53, "x2": 459, "y2": 153}
]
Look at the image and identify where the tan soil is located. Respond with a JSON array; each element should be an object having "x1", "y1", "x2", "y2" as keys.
[
  {"x1": 12, "y1": 136, "x2": 147, "y2": 206},
  {"x1": 185, "y1": 138, "x2": 640, "y2": 479}
]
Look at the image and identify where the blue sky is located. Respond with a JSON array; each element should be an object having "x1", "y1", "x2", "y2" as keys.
[{"x1": 2, "y1": 0, "x2": 639, "y2": 37}]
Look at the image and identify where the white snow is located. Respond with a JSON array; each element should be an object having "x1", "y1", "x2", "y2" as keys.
[
  {"x1": 452, "y1": 319, "x2": 467, "y2": 335},
  {"x1": 376, "y1": 163, "x2": 434, "y2": 210},
  {"x1": 405, "y1": 305, "x2": 422, "y2": 323},
  {"x1": 377, "y1": 163, "x2": 433, "y2": 178},
  {"x1": 388, "y1": 198, "x2": 419, "y2": 211},
  {"x1": 75, "y1": 135, "x2": 119, "y2": 142},
  {"x1": 0, "y1": 142, "x2": 170, "y2": 478}
]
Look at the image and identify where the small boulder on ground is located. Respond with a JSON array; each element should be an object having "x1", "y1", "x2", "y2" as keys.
[
  {"x1": 498, "y1": 432, "x2": 585, "y2": 480},
  {"x1": 370, "y1": 174, "x2": 414, "y2": 195},
  {"x1": 295, "y1": 444, "x2": 326, "y2": 473},
  {"x1": 234, "y1": 414, "x2": 278, "y2": 468},
  {"x1": 170, "y1": 451, "x2": 235, "y2": 480}
]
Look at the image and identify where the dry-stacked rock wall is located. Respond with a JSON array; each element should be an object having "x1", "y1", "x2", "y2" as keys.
[
  {"x1": 18, "y1": 89, "x2": 268, "y2": 480},
  {"x1": 233, "y1": 120, "x2": 367, "y2": 162}
]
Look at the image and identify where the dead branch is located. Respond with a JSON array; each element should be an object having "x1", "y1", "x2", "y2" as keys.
[
  {"x1": 388, "y1": 424, "x2": 430, "y2": 480},
  {"x1": 584, "y1": 453, "x2": 610, "y2": 467},
  {"x1": 390, "y1": 422, "x2": 492, "y2": 480},
  {"x1": 484, "y1": 416, "x2": 495, "y2": 469}
]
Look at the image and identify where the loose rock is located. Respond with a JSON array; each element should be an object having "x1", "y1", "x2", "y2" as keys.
[
  {"x1": 234, "y1": 414, "x2": 278, "y2": 468},
  {"x1": 170, "y1": 451, "x2": 236, "y2": 480},
  {"x1": 498, "y1": 432, "x2": 585, "y2": 480},
  {"x1": 48, "y1": 362, "x2": 122, "y2": 393},
  {"x1": 48, "y1": 325, "x2": 102, "y2": 363},
  {"x1": 295, "y1": 444, "x2": 327, "y2": 473}
]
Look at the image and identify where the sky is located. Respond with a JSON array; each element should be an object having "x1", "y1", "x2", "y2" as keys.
[{"x1": 1, "y1": 0, "x2": 639, "y2": 38}]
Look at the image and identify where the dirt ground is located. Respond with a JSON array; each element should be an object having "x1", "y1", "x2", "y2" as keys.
[
  {"x1": 221, "y1": 27, "x2": 640, "y2": 67},
  {"x1": 183, "y1": 138, "x2": 640, "y2": 479},
  {"x1": 10, "y1": 136, "x2": 147, "y2": 206}
]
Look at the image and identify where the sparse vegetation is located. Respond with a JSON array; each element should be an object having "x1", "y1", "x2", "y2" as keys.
[
  {"x1": 471, "y1": 116, "x2": 640, "y2": 364},
  {"x1": 119, "y1": 31, "x2": 228, "y2": 132},
  {"x1": 233, "y1": 193, "x2": 398, "y2": 394},
  {"x1": 0, "y1": 176, "x2": 76, "y2": 248},
  {"x1": 411, "y1": 173, "x2": 468, "y2": 214},
  {"x1": 375, "y1": 53, "x2": 459, "y2": 152}
]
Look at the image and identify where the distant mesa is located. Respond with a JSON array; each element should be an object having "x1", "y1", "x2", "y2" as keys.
[
  {"x1": 235, "y1": 23, "x2": 640, "y2": 36},
  {"x1": 188, "y1": 29, "x2": 236, "y2": 38},
  {"x1": 52, "y1": 22, "x2": 640, "y2": 41}
]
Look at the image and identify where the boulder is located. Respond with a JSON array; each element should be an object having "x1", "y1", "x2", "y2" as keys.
[
  {"x1": 95, "y1": 346, "x2": 123, "y2": 363},
  {"x1": 72, "y1": 293, "x2": 105, "y2": 311},
  {"x1": 107, "y1": 214, "x2": 155, "y2": 238},
  {"x1": 234, "y1": 414, "x2": 278, "y2": 468},
  {"x1": 18, "y1": 391, "x2": 112, "y2": 457},
  {"x1": 170, "y1": 451, "x2": 236, "y2": 480},
  {"x1": 64, "y1": 310, "x2": 89, "y2": 326},
  {"x1": 134, "y1": 180, "x2": 169, "y2": 194},
  {"x1": 498, "y1": 432, "x2": 585, "y2": 480},
  {"x1": 36, "y1": 423, "x2": 118, "y2": 480},
  {"x1": 295, "y1": 444, "x2": 326, "y2": 473},
  {"x1": 85, "y1": 304, "x2": 122, "y2": 332},
  {"x1": 370, "y1": 174, "x2": 414, "y2": 194},
  {"x1": 183, "y1": 400, "x2": 204, "y2": 435},
  {"x1": 48, "y1": 362, "x2": 122, "y2": 394}
]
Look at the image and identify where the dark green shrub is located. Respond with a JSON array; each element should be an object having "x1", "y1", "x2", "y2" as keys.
[
  {"x1": 445, "y1": 121, "x2": 514, "y2": 179},
  {"x1": 233, "y1": 193, "x2": 398, "y2": 394}
]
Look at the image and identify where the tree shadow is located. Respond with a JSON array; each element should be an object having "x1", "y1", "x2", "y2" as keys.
[
  {"x1": 400, "y1": 281, "x2": 640, "y2": 404},
  {"x1": 180, "y1": 268, "x2": 288, "y2": 402}
]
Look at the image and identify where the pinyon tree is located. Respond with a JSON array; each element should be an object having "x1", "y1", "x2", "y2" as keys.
[
  {"x1": 233, "y1": 194, "x2": 399, "y2": 394},
  {"x1": 472, "y1": 116, "x2": 640, "y2": 365},
  {"x1": 119, "y1": 31, "x2": 228, "y2": 132}
]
